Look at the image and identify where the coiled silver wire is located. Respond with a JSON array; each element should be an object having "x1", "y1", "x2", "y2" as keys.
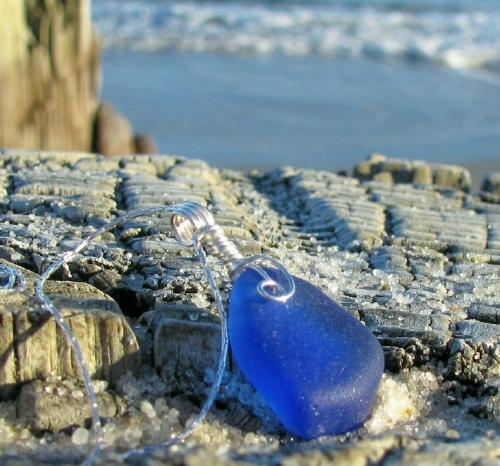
[
  {"x1": 170, "y1": 204, "x2": 244, "y2": 270},
  {"x1": 170, "y1": 203, "x2": 295, "y2": 300}
]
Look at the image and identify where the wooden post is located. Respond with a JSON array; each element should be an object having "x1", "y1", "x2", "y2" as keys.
[{"x1": 0, "y1": 0, "x2": 101, "y2": 152}]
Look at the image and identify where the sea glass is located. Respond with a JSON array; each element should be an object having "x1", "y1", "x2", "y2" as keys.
[{"x1": 229, "y1": 267, "x2": 384, "y2": 438}]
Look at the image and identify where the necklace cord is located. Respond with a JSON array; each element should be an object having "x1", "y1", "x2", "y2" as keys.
[
  {"x1": 26, "y1": 203, "x2": 228, "y2": 465},
  {"x1": 1, "y1": 202, "x2": 293, "y2": 465}
]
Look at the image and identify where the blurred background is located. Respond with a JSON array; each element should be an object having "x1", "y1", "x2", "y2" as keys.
[
  {"x1": 95, "y1": 0, "x2": 500, "y2": 174},
  {"x1": 1, "y1": 0, "x2": 499, "y2": 177}
]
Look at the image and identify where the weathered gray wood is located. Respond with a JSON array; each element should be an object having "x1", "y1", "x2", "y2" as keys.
[
  {"x1": 0, "y1": 149, "x2": 497, "y2": 379},
  {"x1": 354, "y1": 154, "x2": 472, "y2": 190},
  {"x1": 18, "y1": 378, "x2": 126, "y2": 432},
  {"x1": 0, "y1": 149, "x2": 497, "y2": 465},
  {"x1": 0, "y1": 260, "x2": 140, "y2": 399},
  {"x1": 482, "y1": 172, "x2": 500, "y2": 195}
]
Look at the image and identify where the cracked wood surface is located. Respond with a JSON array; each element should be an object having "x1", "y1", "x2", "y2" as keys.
[
  {"x1": 0, "y1": 148, "x2": 498, "y2": 387},
  {"x1": 0, "y1": 149, "x2": 497, "y2": 465}
]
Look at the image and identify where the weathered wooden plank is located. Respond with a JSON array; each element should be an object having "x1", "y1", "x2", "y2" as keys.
[{"x1": 0, "y1": 149, "x2": 497, "y2": 465}]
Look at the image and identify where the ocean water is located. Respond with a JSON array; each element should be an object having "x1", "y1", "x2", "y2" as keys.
[{"x1": 93, "y1": 0, "x2": 500, "y2": 172}]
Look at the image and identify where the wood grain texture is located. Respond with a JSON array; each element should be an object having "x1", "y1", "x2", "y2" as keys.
[{"x1": 0, "y1": 0, "x2": 100, "y2": 152}]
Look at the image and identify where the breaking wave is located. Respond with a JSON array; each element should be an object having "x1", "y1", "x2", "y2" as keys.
[{"x1": 93, "y1": 0, "x2": 500, "y2": 72}]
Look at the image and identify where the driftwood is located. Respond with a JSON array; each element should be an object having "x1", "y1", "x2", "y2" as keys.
[
  {"x1": 0, "y1": 149, "x2": 497, "y2": 464},
  {"x1": 0, "y1": 0, "x2": 100, "y2": 152},
  {"x1": 0, "y1": 1, "x2": 152, "y2": 155}
]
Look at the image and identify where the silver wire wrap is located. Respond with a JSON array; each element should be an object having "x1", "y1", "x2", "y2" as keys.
[
  {"x1": 170, "y1": 203, "x2": 244, "y2": 270},
  {"x1": 1, "y1": 201, "x2": 295, "y2": 465},
  {"x1": 170, "y1": 204, "x2": 295, "y2": 301}
]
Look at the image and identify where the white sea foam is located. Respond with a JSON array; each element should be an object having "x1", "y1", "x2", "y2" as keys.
[{"x1": 93, "y1": 0, "x2": 500, "y2": 72}]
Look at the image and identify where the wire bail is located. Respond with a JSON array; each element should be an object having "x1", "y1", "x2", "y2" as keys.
[
  {"x1": 170, "y1": 203, "x2": 295, "y2": 302},
  {"x1": 232, "y1": 255, "x2": 296, "y2": 302},
  {"x1": 171, "y1": 202, "x2": 244, "y2": 270}
]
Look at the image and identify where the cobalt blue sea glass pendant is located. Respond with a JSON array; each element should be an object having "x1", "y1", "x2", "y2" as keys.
[
  {"x1": 169, "y1": 202, "x2": 384, "y2": 439},
  {"x1": 229, "y1": 266, "x2": 384, "y2": 438}
]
